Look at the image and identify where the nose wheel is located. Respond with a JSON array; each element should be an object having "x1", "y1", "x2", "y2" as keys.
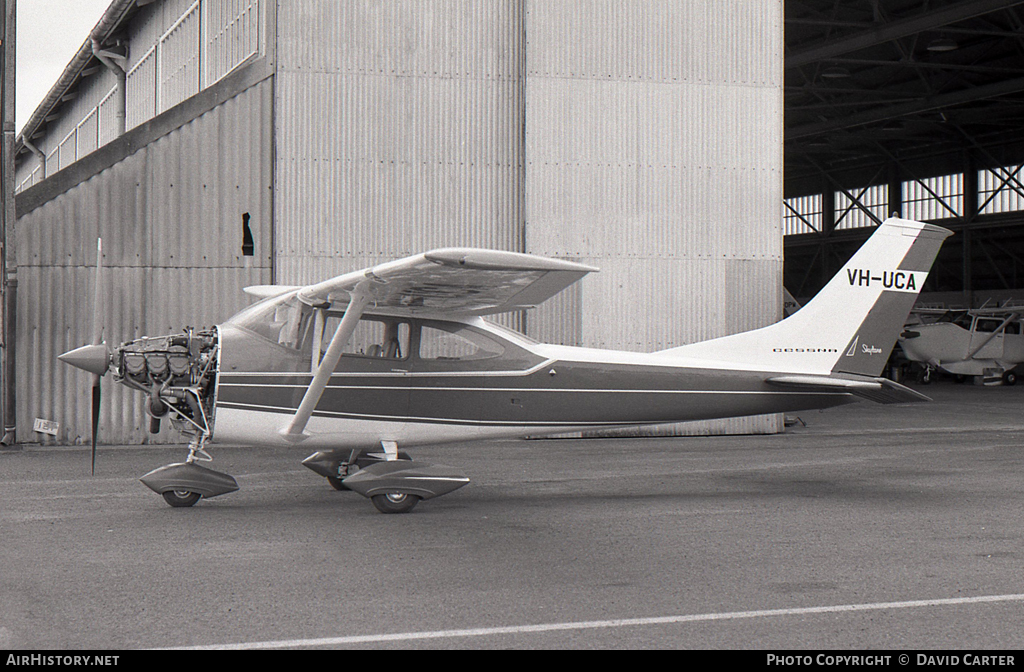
[
  {"x1": 162, "y1": 489, "x2": 201, "y2": 508},
  {"x1": 140, "y1": 434, "x2": 239, "y2": 507}
]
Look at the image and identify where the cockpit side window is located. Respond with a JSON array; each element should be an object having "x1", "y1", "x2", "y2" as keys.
[
  {"x1": 975, "y1": 318, "x2": 1006, "y2": 333},
  {"x1": 319, "y1": 314, "x2": 410, "y2": 360}
]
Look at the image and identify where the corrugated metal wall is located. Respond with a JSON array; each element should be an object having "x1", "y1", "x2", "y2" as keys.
[
  {"x1": 15, "y1": 70, "x2": 119, "y2": 192},
  {"x1": 273, "y1": 0, "x2": 527, "y2": 285},
  {"x1": 525, "y1": 0, "x2": 785, "y2": 435},
  {"x1": 16, "y1": 78, "x2": 274, "y2": 445},
  {"x1": 127, "y1": 0, "x2": 263, "y2": 130},
  {"x1": 19, "y1": 0, "x2": 785, "y2": 444}
]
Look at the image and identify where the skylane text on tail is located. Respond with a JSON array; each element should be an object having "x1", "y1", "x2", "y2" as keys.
[{"x1": 59, "y1": 216, "x2": 951, "y2": 512}]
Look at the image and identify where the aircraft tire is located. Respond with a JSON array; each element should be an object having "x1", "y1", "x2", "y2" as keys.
[
  {"x1": 1003, "y1": 371, "x2": 1018, "y2": 386},
  {"x1": 162, "y1": 490, "x2": 201, "y2": 508},
  {"x1": 371, "y1": 493, "x2": 420, "y2": 514}
]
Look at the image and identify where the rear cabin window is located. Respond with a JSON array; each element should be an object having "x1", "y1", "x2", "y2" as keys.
[{"x1": 419, "y1": 325, "x2": 504, "y2": 361}]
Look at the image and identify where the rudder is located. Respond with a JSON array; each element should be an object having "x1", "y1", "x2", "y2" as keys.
[{"x1": 826, "y1": 218, "x2": 952, "y2": 376}]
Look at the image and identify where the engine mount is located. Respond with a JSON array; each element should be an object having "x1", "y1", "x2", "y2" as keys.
[{"x1": 113, "y1": 328, "x2": 219, "y2": 436}]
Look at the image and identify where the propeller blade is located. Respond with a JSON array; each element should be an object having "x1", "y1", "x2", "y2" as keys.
[
  {"x1": 90, "y1": 238, "x2": 104, "y2": 475},
  {"x1": 88, "y1": 238, "x2": 105, "y2": 475},
  {"x1": 57, "y1": 238, "x2": 108, "y2": 476},
  {"x1": 91, "y1": 377, "x2": 101, "y2": 476}
]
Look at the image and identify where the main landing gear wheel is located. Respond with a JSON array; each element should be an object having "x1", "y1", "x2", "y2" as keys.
[
  {"x1": 1003, "y1": 371, "x2": 1018, "y2": 386},
  {"x1": 371, "y1": 493, "x2": 420, "y2": 514},
  {"x1": 162, "y1": 490, "x2": 201, "y2": 508}
]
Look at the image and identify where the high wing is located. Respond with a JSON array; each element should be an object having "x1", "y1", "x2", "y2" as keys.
[
  {"x1": 968, "y1": 307, "x2": 1023, "y2": 319},
  {"x1": 244, "y1": 285, "x2": 302, "y2": 300},
  {"x1": 246, "y1": 248, "x2": 598, "y2": 316}
]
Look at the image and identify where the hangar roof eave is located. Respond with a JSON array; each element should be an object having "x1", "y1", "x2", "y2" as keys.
[{"x1": 16, "y1": 0, "x2": 139, "y2": 154}]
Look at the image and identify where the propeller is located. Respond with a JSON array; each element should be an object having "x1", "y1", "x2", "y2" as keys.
[{"x1": 57, "y1": 239, "x2": 109, "y2": 474}]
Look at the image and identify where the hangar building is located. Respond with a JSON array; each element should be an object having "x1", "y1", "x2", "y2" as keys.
[{"x1": 9, "y1": 0, "x2": 785, "y2": 445}]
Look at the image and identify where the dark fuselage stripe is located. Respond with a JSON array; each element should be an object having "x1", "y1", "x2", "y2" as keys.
[
  {"x1": 215, "y1": 400, "x2": 647, "y2": 427},
  {"x1": 216, "y1": 390, "x2": 847, "y2": 427},
  {"x1": 220, "y1": 383, "x2": 824, "y2": 395}
]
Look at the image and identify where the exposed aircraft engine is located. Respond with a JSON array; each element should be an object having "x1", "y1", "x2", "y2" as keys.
[{"x1": 114, "y1": 328, "x2": 219, "y2": 435}]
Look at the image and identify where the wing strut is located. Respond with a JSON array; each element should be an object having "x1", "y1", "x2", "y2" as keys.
[
  {"x1": 966, "y1": 312, "x2": 1020, "y2": 359},
  {"x1": 280, "y1": 281, "x2": 374, "y2": 442}
]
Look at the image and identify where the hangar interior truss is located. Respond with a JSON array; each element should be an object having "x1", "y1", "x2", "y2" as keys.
[{"x1": 784, "y1": 0, "x2": 1024, "y2": 305}]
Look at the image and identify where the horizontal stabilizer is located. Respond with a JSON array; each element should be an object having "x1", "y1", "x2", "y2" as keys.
[{"x1": 766, "y1": 375, "x2": 931, "y2": 404}]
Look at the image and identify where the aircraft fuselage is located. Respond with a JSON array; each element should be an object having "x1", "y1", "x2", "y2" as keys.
[{"x1": 212, "y1": 314, "x2": 855, "y2": 449}]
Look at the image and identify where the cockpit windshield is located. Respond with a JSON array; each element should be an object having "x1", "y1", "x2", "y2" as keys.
[
  {"x1": 937, "y1": 310, "x2": 972, "y2": 329},
  {"x1": 225, "y1": 291, "x2": 312, "y2": 348},
  {"x1": 226, "y1": 294, "x2": 411, "y2": 359}
]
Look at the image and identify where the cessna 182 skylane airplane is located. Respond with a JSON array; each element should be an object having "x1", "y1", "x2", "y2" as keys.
[{"x1": 60, "y1": 217, "x2": 951, "y2": 513}]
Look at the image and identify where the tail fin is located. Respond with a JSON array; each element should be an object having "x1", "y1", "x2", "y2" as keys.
[{"x1": 658, "y1": 217, "x2": 952, "y2": 376}]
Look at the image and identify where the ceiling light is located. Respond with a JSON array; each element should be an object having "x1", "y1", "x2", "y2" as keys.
[
  {"x1": 927, "y1": 37, "x2": 958, "y2": 52},
  {"x1": 821, "y1": 66, "x2": 851, "y2": 79}
]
